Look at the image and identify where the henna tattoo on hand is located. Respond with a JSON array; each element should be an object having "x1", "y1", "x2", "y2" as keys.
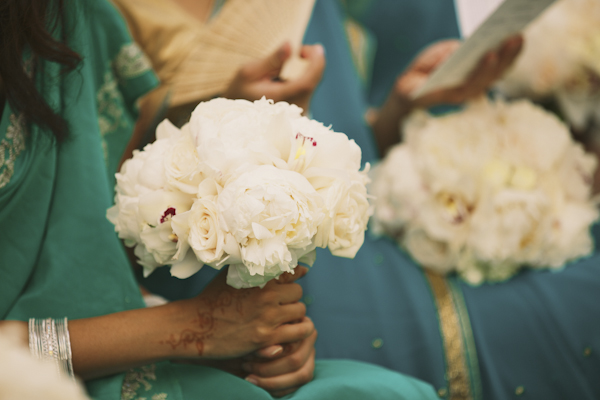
[{"x1": 161, "y1": 288, "x2": 253, "y2": 356}]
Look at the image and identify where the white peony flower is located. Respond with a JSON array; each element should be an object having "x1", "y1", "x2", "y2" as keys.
[
  {"x1": 189, "y1": 98, "x2": 303, "y2": 184},
  {"x1": 217, "y1": 165, "x2": 325, "y2": 288},
  {"x1": 315, "y1": 175, "x2": 371, "y2": 258},
  {"x1": 161, "y1": 122, "x2": 205, "y2": 194},
  {"x1": 107, "y1": 124, "x2": 198, "y2": 277},
  {"x1": 370, "y1": 98, "x2": 599, "y2": 284}
]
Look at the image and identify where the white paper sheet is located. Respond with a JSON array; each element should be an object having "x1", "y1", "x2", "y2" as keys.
[
  {"x1": 455, "y1": 0, "x2": 505, "y2": 38},
  {"x1": 413, "y1": 0, "x2": 556, "y2": 98}
]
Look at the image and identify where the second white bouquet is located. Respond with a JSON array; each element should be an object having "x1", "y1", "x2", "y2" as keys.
[
  {"x1": 370, "y1": 98, "x2": 598, "y2": 284},
  {"x1": 108, "y1": 98, "x2": 371, "y2": 288}
]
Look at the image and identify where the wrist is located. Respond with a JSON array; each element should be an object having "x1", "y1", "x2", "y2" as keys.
[{"x1": 156, "y1": 299, "x2": 205, "y2": 359}]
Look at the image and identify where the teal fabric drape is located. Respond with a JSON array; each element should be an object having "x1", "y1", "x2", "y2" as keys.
[{"x1": 0, "y1": 1, "x2": 440, "y2": 399}]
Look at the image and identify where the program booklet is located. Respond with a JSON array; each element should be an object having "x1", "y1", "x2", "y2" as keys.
[{"x1": 413, "y1": 0, "x2": 557, "y2": 98}]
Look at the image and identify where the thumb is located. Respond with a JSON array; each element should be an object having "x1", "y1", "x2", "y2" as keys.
[
  {"x1": 241, "y1": 42, "x2": 292, "y2": 79},
  {"x1": 276, "y1": 266, "x2": 309, "y2": 284}
]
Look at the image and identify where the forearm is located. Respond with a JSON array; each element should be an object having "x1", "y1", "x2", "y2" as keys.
[
  {"x1": 0, "y1": 302, "x2": 191, "y2": 381},
  {"x1": 371, "y1": 95, "x2": 414, "y2": 157},
  {"x1": 69, "y1": 302, "x2": 190, "y2": 380}
]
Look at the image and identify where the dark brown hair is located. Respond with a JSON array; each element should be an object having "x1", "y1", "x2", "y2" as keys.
[{"x1": 0, "y1": 0, "x2": 82, "y2": 141}]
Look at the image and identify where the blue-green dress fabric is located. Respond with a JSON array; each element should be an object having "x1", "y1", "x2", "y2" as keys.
[
  {"x1": 0, "y1": 1, "x2": 440, "y2": 399},
  {"x1": 344, "y1": 0, "x2": 461, "y2": 108},
  {"x1": 136, "y1": 1, "x2": 600, "y2": 399},
  {"x1": 300, "y1": 2, "x2": 600, "y2": 400}
]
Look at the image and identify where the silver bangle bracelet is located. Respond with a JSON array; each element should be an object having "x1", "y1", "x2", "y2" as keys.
[{"x1": 28, "y1": 317, "x2": 75, "y2": 380}]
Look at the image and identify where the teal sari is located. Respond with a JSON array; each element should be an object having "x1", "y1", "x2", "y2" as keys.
[
  {"x1": 0, "y1": 1, "x2": 439, "y2": 399},
  {"x1": 302, "y1": 2, "x2": 600, "y2": 399},
  {"x1": 136, "y1": 1, "x2": 600, "y2": 398}
]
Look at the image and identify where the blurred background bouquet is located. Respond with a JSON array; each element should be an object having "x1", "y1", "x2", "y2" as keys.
[{"x1": 370, "y1": 98, "x2": 598, "y2": 284}]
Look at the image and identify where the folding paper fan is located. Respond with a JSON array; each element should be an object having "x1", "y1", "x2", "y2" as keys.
[{"x1": 170, "y1": 0, "x2": 316, "y2": 107}]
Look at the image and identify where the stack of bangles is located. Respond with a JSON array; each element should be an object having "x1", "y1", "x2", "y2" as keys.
[{"x1": 28, "y1": 317, "x2": 75, "y2": 379}]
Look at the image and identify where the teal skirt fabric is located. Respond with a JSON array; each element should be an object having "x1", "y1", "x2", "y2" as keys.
[{"x1": 168, "y1": 360, "x2": 438, "y2": 400}]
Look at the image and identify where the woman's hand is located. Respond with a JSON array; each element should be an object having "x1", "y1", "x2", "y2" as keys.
[
  {"x1": 184, "y1": 317, "x2": 317, "y2": 397},
  {"x1": 406, "y1": 35, "x2": 524, "y2": 108},
  {"x1": 371, "y1": 35, "x2": 524, "y2": 156},
  {"x1": 242, "y1": 323, "x2": 317, "y2": 397},
  {"x1": 172, "y1": 266, "x2": 316, "y2": 396},
  {"x1": 170, "y1": 266, "x2": 313, "y2": 361},
  {"x1": 222, "y1": 42, "x2": 326, "y2": 114}
]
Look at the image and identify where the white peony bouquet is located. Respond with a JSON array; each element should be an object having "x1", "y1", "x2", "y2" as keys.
[
  {"x1": 370, "y1": 98, "x2": 598, "y2": 284},
  {"x1": 498, "y1": 0, "x2": 600, "y2": 131},
  {"x1": 108, "y1": 98, "x2": 370, "y2": 288}
]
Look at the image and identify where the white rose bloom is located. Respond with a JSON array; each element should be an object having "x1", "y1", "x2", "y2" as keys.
[
  {"x1": 370, "y1": 98, "x2": 598, "y2": 283},
  {"x1": 186, "y1": 197, "x2": 227, "y2": 267},
  {"x1": 217, "y1": 165, "x2": 324, "y2": 288}
]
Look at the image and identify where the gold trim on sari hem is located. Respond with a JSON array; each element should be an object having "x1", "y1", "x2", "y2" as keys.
[{"x1": 425, "y1": 270, "x2": 481, "y2": 400}]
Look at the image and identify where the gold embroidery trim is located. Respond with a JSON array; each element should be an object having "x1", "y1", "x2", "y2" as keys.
[
  {"x1": 121, "y1": 364, "x2": 168, "y2": 400},
  {"x1": 426, "y1": 270, "x2": 472, "y2": 400},
  {"x1": 114, "y1": 43, "x2": 153, "y2": 80},
  {"x1": 344, "y1": 18, "x2": 371, "y2": 83},
  {"x1": 0, "y1": 114, "x2": 27, "y2": 189}
]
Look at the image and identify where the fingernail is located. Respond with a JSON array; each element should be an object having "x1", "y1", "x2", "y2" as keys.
[
  {"x1": 245, "y1": 376, "x2": 259, "y2": 385},
  {"x1": 263, "y1": 345, "x2": 283, "y2": 356},
  {"x1": 315, "y1": 43, "x2": 325, "y2": 56}
]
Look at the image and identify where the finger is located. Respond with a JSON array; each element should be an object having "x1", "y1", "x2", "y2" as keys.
[
  {"x1": 271, "y1": 315, "x2": 314, "y2": 344},
  {"x1": 252, "y1": 344, "x2": 285, "y2": 359},
  {"x1": 463, "y1": 35, "x2": 523, "y2": 97},
  {"x1": 244, "y1": 330, "x2": 305, "y2": 362},
  {"x1": 298, "y1": 43, "x2": 326, "y2": 84},
  {"x1": 276, "y1": 266, "x2": 309, "y2": 284},
  {"x1": 395, "y1": 72, "x2": 429, "y2": 100},
  {"x1": 275, "y1": 302, "x2": 307, "y2": 325},
  {"x1": 269, "y1": 281, "x2": 303, "y2": 304},
  {"x1": 239, "y1": 42, "x2": 292, "y2": 80},
  {"x1": 243, "y1": 329, "x2": 317, "y2": 377},
  {"x1": 270, "y1": 44, "x2": 326, "y2": 100},
  {"x1": 247, "y1": 333, "x2": 303, "y2": 362},
  {"x1": 469, "y1": 50, "x2": 499, "y2": 90},
  {"x1": 245, "y1": 348, "x2": 316, "y2": 396},
  {"x1": 442, "y1": 50, "x2": 499, "y2": 102},
  {"x1": 412, "y1": 40, "x2": 461, "y2": 74},
  {"x1": 493, "y1": 35, "x2": 524, "y2": 79}
]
